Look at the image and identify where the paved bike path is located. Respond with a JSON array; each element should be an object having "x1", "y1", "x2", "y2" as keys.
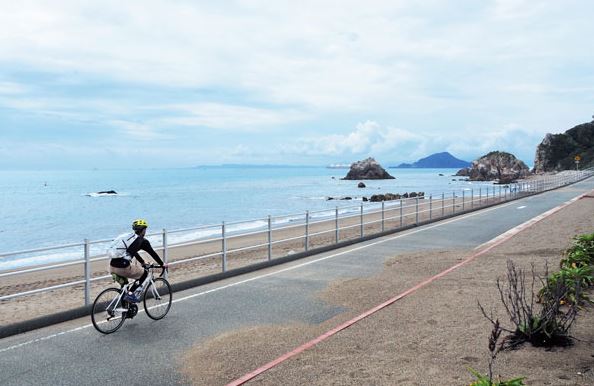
[{"x1": 1, "y1": 179, "x2": 593, "y2": 385}]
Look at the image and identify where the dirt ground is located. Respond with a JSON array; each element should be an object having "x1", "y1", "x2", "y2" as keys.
[{"x1": 179, "y1": 193, "x2": 594, "y2": 385}]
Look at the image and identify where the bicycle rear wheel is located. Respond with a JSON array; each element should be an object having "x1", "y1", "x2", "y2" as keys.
[
  {"x1": 143, "y1": 278, "x2": 172, "y2": 320},
  {"x1": 91, "y1": 287, "x2": 127, "y2": 334}
]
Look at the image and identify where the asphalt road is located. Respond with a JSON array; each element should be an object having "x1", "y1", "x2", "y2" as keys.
[{"x1": 1, "y1": 178, "x2": 593, "y2": 386}]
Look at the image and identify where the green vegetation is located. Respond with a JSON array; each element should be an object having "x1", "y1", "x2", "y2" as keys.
[
  {"x1": 539, "y1": 233, "x2": 594, "y2": 306},
  {"x1": 472, "y1": 231, "x2": 594, "y2": 383}
]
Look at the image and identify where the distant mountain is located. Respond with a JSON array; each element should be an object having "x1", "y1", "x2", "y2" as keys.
[{"x1": 391, "y1": 152, "x2": 470, "y2": 168}]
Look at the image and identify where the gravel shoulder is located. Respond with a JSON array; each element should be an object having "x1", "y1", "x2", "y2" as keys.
[{"x1": 179, "y1": 195, "x2": 594, "y2": 385}]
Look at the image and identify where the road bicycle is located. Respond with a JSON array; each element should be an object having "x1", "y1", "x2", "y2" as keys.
[{"x1": 91, "y1": 264, "x2": 172, "y2": 334}]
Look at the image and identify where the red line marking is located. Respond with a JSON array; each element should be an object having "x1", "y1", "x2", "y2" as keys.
[{"x1": 226, "y1": 191, "x2": 590, "y2": 386}]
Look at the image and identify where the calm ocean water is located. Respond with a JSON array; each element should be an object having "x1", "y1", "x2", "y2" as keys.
[{"x1": 0, "y1": 166, "x2": 493, "y2": 270}]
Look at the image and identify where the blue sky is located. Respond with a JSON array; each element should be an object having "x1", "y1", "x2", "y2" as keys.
[{"x1": 1, "y1": 0, "x2": 593, "y2": 169}]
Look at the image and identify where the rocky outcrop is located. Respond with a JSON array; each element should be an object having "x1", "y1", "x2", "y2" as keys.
[
  {"x1": 456, "y1": 151, "x2": 530, "y2": 182},
  {"x1": 368, "y1": 192, "x2": 424, "y2": 202},
  {"x1": 357, "y1": 182, "x2": 366, "y2": 188},
  {"x1": 343, "y1": 158, "x2": 395, "y2": 180},
  {"x1": 533, "y1": 121, "x2": 594, "y2": 173}
]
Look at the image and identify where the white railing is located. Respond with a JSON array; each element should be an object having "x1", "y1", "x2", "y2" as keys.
[{"x1": 1, "y1": 169, "x2": 592, "y2": 308}]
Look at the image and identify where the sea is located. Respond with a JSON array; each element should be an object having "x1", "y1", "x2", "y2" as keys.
[{"x1": 0, "y1": 166, "x2": 494, "y2": 270}]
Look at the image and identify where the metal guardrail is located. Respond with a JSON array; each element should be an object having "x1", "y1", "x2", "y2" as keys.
[{"x1": 1, "y1": 169, "x2": 593, "y2": 307}]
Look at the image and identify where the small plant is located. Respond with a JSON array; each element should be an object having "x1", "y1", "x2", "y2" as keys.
[
  {"x1": 480, "y1": 260, "x2": 579, "y2": 348},
  {"x1": 538, "y1": 264, "x2": 593, "y2": 306},
  {"x1": 468, "y1": 320, "x2": 525, "y2": 386},
  {"x1": 560, "y1": 248, "x2": 592, "y2": 269},
  {"x1": 573, "y1": 233, "x2": 594, "y2": 254},
  {"x1": 560, "y1": 233, "x2": 594, "y2": 268}
]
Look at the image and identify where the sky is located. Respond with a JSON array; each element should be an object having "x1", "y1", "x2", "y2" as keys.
[{"x1": 0, "y1": 0, "x2": 593, "y2": 169}]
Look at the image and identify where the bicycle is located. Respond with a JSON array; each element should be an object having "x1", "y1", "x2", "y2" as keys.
[{"x1": 91, "y1": 264, "x2": 172, "y2": 334}]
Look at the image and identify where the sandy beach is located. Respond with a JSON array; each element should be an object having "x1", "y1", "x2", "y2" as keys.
[
  {"x1": 0, "y1": 193, "x2": 508, "y2": 327},
  {"x1": 177, "y1": 188, "x2": 594, "y2": 385}
]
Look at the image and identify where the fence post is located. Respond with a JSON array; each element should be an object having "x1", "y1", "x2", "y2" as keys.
[
  {"x1": 162, "y1": 229, "x2": 168, "y2": 280},
  {"x1": 462, "y1": 190, "x2": 465, "y2": 211},
  {"x1": 400, "y1": 199, "x2": 403, "y2": 227},
  {"x1": 499, "y1": 185, "x2": 501, "y2": 200},
  {"x1": 360, "y1": 204, "x2": 364, "y2": 238},
  {"x1": 452, "y1": 193, "x2": 456, "y2": 214},
  {"x1": 267, "y1": 215, "x2": 272, "y2": 261},
  {"x1": 415, "y1": 197, "x2": 419, "y2": 224},
  {"x1": 381, "y1": 201, "x2": 385, "y2": 232},
  {"x1": 479, "y1": 187, "x2": 482, "y2": 206},
  {"x1": 84, "y1": 239, "x2": 90, "y2": 306},
  {"x1": 441, "y1": 193, "x2": 444, "y2": 217},
  {"x1": 335, "y1": 207, "x2": 339, "y2": 244},
  {"x1": 305, "y1": 210, "x2": 309, "y2": 252},
  {"x1": 471, "y1": 189, "x2": 474, "y2": 209},
  {"x1": 429, "y1": 194, "x2": 432, "y2": 221},
  {"x1": 222, "y1": 222, "x2": 227, "y2": 272}
]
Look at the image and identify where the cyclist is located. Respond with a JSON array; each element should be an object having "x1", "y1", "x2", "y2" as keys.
[{"x1": 108, "y1": 219, "x2": 167, "y2": 303}]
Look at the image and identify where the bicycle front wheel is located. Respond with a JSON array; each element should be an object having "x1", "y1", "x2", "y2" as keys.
[
  {"x1": 144, "y1": 278, "x2": 172, "y2": 320},
  {"x1": 91, "y1": 288, "x2": 127, "y2": 334}
]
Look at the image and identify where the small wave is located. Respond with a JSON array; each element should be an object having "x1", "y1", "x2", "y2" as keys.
[
  {"x1": 164, "y1": 220, "x2": 270, "y2": 246},
  {"x1": 85, "y1": 191, "x2": 126, "y2": 197}
]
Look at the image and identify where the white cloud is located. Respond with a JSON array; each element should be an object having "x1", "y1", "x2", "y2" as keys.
[
  {"x1": 0, "y1": 1, "x2": 592, "y2": 168},
  {"x1": 160, "y1": 103, "x2": 308, "y2": 131},
  {"x1": 0, "y1": 81, "x2": 28, "y2": 95},
  {"x1": 282, "y1": 120, "x2": 423, "y2": 156},
  {"x1": 109, "y1": 120, "x2": 166, "y2": 141}
]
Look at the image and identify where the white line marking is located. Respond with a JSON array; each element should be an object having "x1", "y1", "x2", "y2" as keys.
[
  {"x1": 517, "y1": 205, "x2": 527, "y2": 209},
  {"x1": 0, "y1": 192, "x2": 583, "y2": 353}
]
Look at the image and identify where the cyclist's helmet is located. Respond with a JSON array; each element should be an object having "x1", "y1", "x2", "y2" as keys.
[{"x1": 132, "y1": 219, "x2": 148, "y2": 231}]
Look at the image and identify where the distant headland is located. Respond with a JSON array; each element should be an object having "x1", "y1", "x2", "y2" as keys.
[{"x1": 391, "y1": 152, "x2": 470, "y2": 169}]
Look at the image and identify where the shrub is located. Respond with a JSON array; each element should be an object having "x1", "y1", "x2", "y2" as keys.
[{"x1": 480, "y1": 260, "x2": 579, "y2": 348}]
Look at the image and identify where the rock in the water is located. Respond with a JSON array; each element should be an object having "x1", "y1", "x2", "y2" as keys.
[
  {"x1": 357, "y1": 182, "x2": 366, "y2": 188},
  {"x1": 98, "y1": 190, "x2": 118, "y2": 195},
  {"x1": 455, "y1": 151, "x2": 530, "y2": 182},
  {"x1": 362, "y1": 197, "x2": 368, "y2": 202},
  {"x1": 343, "y1": 158, "x2": 395, "y2": 180},
  {"x1": 369, "y1": 194, "x2": 385, "y2": 202}
]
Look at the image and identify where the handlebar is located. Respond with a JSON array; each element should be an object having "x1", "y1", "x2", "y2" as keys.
[{"x1": 144, "y1": 263, "x2": 168, "y2": 277}]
